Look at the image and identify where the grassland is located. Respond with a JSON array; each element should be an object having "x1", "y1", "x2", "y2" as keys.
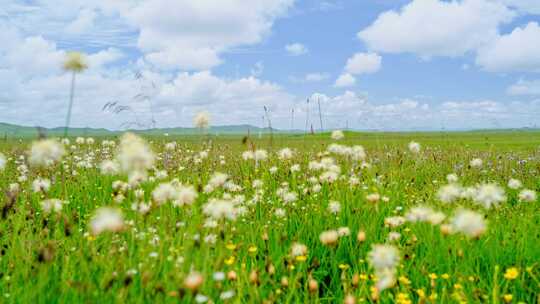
[{"x1": 0, "y1": 131, "x2": 539, "y2": 303}]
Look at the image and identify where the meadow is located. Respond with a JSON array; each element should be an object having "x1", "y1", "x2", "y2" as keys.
[{"x1": 0, "y1": 130, "x2": 539, "y2": 303}]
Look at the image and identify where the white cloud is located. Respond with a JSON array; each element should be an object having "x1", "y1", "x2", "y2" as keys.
[
  {"x1": 358, "y1": 0, "x2": 514, "y2": 58},
  {"x1": 345, "y1": 52, "x2": 382, "y2": 75},
  {"x1": 476, "y1": 22, "x2": 540, "y2": 72},
  {"x1": 87, "y1": 48, "x2": 125, "y2": 69},
  {"x1": 125, "y1": 0, "x2": 294, "y2": 69},
  {"x1": 507, "y1": 79, "x2": 540, "y2": 95},
  {"x1": 285, "y1": 43, "x2": 308, "y2": 56},
  {"x1": 334, "y1": 73, "x2": 356, "y2": 87},
  {"x1": 499, "y1": 0, "x2": 540, "y2": 14},
  {"x1": 66, "y1": 8, "x2": 97, "y2": 34},
  {"x1": 305, "y1": 73, "x2": 330, "y2": 82}
]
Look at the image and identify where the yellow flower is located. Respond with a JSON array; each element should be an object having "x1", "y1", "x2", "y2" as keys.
[
  {"x1": 224, "y1": 256, "x2": 236, "y2": 265},
  {"x1": 359, "y1": 274, "x2": 368, "y2": 281},
  {"x1": 429, "y1": 293, "x2": 438, "y2": 301},
  {"x1": 504, "y1": 267, "x2": 519, "y2": 280},
  {"x1": 295, "y1": 255, "x2": 307, "y2": 262},
  {"x1": 339, "y1": 264, "x2": 350, "y2": 270},
  {"x1": 226, "y1": 243, "x2": 237, "y2": 251},
  {"x1": 63, "y1": 52, "x2": 88, "y2": 72},
  {"x1": 248, "y1": 245, "x2": 257, "y2": 254},
  {"x1": 429, "y1": 273, "x2": 438, "y2": 280},
  {"x1": 398, "y1": 276, "x2": 411, "y2": 285},
  {"x1": 468, "y1": 276, "x2": 475, "y2": 282},
  {"x1": 454, "y1": 283, "x2": 462, "y2": 290},
  {"x1": 503, "y1": 294, "x2": 513, "y2": 303},
  {"x1": 442, "y1": 273, "x2": 450, "y2": 280},
  {"x1": 416, "y1": 289, "x2": 426, "y2": 298}
]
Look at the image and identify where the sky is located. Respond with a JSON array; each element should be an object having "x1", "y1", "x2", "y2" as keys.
[{"x1": 1, "y1": 0, "x2": 540, "y2": 131}]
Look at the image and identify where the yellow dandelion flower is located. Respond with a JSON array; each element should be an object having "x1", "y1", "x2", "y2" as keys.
[
  {"x1": 359, "y1": 274, "x2": 368, "y2": 281},
  {"x1": 339, "y1": 264, "x2": 350, "y2": 270},
  {"x1": 226, "y1": 243, "x2": 237, "y2": 251},
  {"x1": 442, "y1": 273, "x2": 450, "y2": 280},
  {"x1": 398, "y1": 276, "x2": 411, "y2": 285},
  {"x1": 503, "y1": 294, "x2": 513, "y2": 303},
  {"x1": 416, "y1": 289, "x2": 425, "y2": 298},
  {"x1": 224, "y1": 256, "x2": 236, "y2": 265},
  {"x1": 295, "y1": 255, "x2": 307, "y2": 262},
  {"x1": 248, "y1": 245, "x2": 257, "y2": 254},
  {"x1": 504, "y1": 267, "x2": 519, "y2": 280},
  {"x1": 429, "y1": 273, "x2": 438, "y2": 280}
]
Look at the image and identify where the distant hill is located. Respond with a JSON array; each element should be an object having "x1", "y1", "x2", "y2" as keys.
[{"x1": 0, "y1": 122, "x2": 298, "y2": 138}]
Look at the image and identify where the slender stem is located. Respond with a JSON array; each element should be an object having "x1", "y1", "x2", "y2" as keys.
[{"x1": 64, "y1": 72, "x2": 76, "y2": 137}]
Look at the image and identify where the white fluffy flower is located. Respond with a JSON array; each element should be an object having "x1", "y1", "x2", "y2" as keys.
[
  {"x1": 278, "y1": 148, "x2": 294, "y2": 160},
  {"x1": 446, "y1": 173, "x2": 458, "y2": 183},
  {"x1": 437, "y1": 184, "x2": 462, "y2": 203},
  {"x1": 331, "y1": 130, "x2": 344, "y2": 140},
  {"x1": 32, "y1": 178, "x2": 51, "y2": 193},
  {"x1": 518, "y1": 189, "x2": 537, "y2": 203},
  {"x1": 203, "y1": 199, "x2": 237, "y2": 220},
  {"x1": 368, "y1": 244, "x2": 400, "y2": 271},
  {"x1": 450, "y1": 209, "x2": 486, "y2": 238},
  {"x1": 290, "y1": 242, "x2": 308, "y2": 257},
  {"x1": 194, "y1": 111, "x2": 210, "y2": 129},
  {"x1": 319, "y1": 230, "x2": 339, "y2": 246},
  {"x1": 328, "y1": 201, "x2": 341, "y2": 214},
  {"x1": 100, "y1": 160, "x2": 119, "y2": 175},
  {"x1": 90, "y1": 207, "x2": 124, "y2": 235},
  {"x1": 41, "y1": 199, "x2": 67, "y2": 214},
  {"x1": 408, "y1": 141, "x2": 421, "y2": 154},
  {"x1": 508, "y1": 178, "x2": 522, "y2": 190},
  {"x1": 174, "y1": 185, "x2": 198, "y2": 207},
  {"x1": 28, "y1": 139, "x2": 65, "y2": 167},
  {"x1": 116, "y1": 133, "x2": 155, "y2": 174},
  {"x1": 473, "y1": 183, "x2": 506, "y2": 209},
  {"x1": 152, "y1": 182, "x2": 178, "y2": 205},
  {"x1": 0, "y1": 153, "x2": 6, "y2": 170},
  {"x1": 254, "y1": 149, "x2": 268, "y2": 161},
  {"x1": 470, "y1": 158, "x2": 483, "y2": 168}
]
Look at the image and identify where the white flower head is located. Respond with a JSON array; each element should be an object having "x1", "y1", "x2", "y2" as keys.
[
  {"x1": 90, "y1": 207, "x2": 124, "y2": 235},
  {"x1": 408, "y1": 141, "x2": 421, "y2": 154},
  {"x1": 28, "y1": 139, "x2": 65, "y2": 167},
  {"x1": 194, "y1": 111, "x2": 210, "y2": 129},
  {"x1": 331, "y1": 130, "x2": 344, "y2": 140}
]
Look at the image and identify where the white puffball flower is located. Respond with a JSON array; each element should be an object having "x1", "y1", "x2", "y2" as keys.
[
  {"x1": 470, "y1": 158, "x2": 483, "y2": 168},
  {"x1": 507, "y1": 178, "x2": 522, "y2": 190},
  {"x1": 450, "y1": 209, "x2": 486, "y2": 238},
  {"x1": 28, "y1": 139, "x2": 65, "y2": 167},
  {"x1": 518, "y1": 189, "x2": 537, "y2": 203},
  {"x1": 194, "y1": 111, "x2": 210, "y2": 129},
  {"x1": 473, "y1": 183, "x2": 506, "y2": 209},
  {"x1": 408, "y1": 141, "x2": 421, "y2": 154},
  {"x1": 331, "y1": 130, "x2": 344, "y2": 140},
  {"x1": 90, "y1": 207, "x2": 124, "y2": 235}
]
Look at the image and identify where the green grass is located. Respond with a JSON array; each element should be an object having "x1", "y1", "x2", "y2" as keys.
[{"x1": 0, "y1": 131, "x2": 539, "y2": 303}]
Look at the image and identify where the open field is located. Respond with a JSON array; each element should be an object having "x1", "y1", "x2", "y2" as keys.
[{"x1": 0, "y1": 131, "x2": 539, "y2": 303}]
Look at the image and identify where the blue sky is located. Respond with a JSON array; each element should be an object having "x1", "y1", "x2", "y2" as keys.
[{"x1": 1, "y1": 0, "x2": 540, "y2": 130}]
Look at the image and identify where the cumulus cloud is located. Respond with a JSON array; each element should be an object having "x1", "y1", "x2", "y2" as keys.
[
  {"x1": 507, "y1": 79, "x2": 540, "y2": 95},
  {"x1": 345, "y1": 52, "x2": 382, "y2": 75},
  {"x1": 476, "y1": 22, "x2": 540, "y2": 72},
  {"x1": 358, "y1": 0, "x2": 514, "y2": 58},
  {"x1": 285, "y1": 43, "x2": 309, "y2": 56},
  {"x1": 334, "y1": 73, "x2": 356, "y2": 87},
  {"x1": 289, "y1": 73, "x2": 330, "y2": 83}
]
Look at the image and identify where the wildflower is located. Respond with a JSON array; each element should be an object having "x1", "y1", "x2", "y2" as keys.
[
  {"x1": 331, "y1": 130, "x2": 344, "y2": 140},
  {"x1": 278, "y1": 147, "x2": 294, "y2": 160},
  {"x1": 470, "y1": 158, "x2": 483, "y2": 168},
  {"x1": 290, "y1": 243, "x2": 308, "y2": 258},
  {"x1": 518, "y1": 189, "x2": 536, "y2": 202},
  {"x1": 207, "y1": 172, "x2": 228, "y2": 189},
  {"x1": 40, "y1": 199, "x2": 66, "y2": 214},
  {"x1": 357, "y1": 230, "x2": 366, "y2": 242},
  {"x1": 338, "y1": 227, "x2": 351, "y2": 237},
  {"x1": 450, "y1": 209, "x2": 486, "y2": 238},
  {"x1": 0, "y1": 153, "x2": 6, "y2": 170},
  {"x1": 446, "y1": 173, "x2": 458, "y2": 183},
  {"x1": 366, "y1": 193, "x2": 380, "y2": 204},
  {"x1": 99, "y1": 160, "x2": 119, "y2": 175},
  {"x1": 254, "y1": 149, "x2": 268, "y2": 161},
  {"x1": 202, "y1": 199, "x2": 237, "y2": 220},
  {"x1": 504, "y1": 267, "x2": 519, "y2": 280},
  {"x1": 152, "y1": 182, "x2": 177, "y2": 205},
  {"x1": 473, "y1": 183, "x2": 506, "y2": 208},
  {"x1": 116, "y1": 133, "x2": 155, "y2": 174},
  {"x1": 319, "y1": 230, "x2": 339, "y2": 246},
  {"x1": 408, "y1": 141, "x2": 421, "y2": 154},
  {"x1": 90, "y1": 207, "x2": 124, "y2": 235},
  {"x1": 32, "y1": 178, "x2": 51, "y2": 193},
  {"x1": 174, "y1": 185, "x2": 198, "y2": 206},
  {"x1": 368, "y1": 244, "x2": 400, "y2": 271},
  {"x1": 437, "y1": 184, "x2": 462, "y2": 203},
  {"x1": 184, "y1": 272, "x2": 204, "y2": 291},
  {"x1": 193, "y1": 111, "x2": 210, "y2": 129},
  {"x1": 220, "y1": 290, "x2": 235, "y2": 300},
  {"x1": 385, "y1": 216, "x2": 406, "y2": 228},
  {"x1": 328, "y1": 201, "x2": 341, "y2": 214},
  {"x1": 28, "y1": 139, "x2": 65, "y2": 167},
  {"x1": 508, "y1": 178, "x2": 522, "y2": 190}
]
